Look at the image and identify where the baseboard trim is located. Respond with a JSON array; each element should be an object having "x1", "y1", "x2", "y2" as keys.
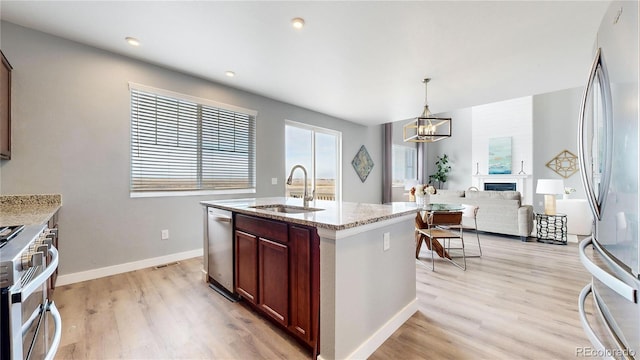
[
  {"x1": 331, "y1": 298, "x2": 418, "y2": 360},
  {"x1": 56, "y1": 249, "x2": 203, "y2": 286}
]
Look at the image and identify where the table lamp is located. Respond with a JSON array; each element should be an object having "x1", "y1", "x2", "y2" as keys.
[{"x1": 536, "y1": 179, "x2": 565, "y2": 215}]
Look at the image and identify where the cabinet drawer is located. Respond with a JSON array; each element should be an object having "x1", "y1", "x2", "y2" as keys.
[{"x1": 236, "y1": 214, "x2": 288, "y2": 243}]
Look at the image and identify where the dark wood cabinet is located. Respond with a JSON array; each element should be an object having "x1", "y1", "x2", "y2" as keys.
[
  {"x1": 289, "y1": 225, "x2": 320, "y2": 345},
  {"x1": 258, "y1": 237, "x2": 289, "y2": 325},
  {"x1": 0, "y1": 50, "x2": 12, "y2": 160},
  {"x1": 235, "y1": 230, "x2": 258, "y2": 303},
  {"x1": 234, "y1": 213, "x2": 320, "y2": 351}
]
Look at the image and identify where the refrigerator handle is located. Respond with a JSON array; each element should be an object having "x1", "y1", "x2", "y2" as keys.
[
  {"x1": 577, "y1": 47, "x2": 614, "y2": 221},
  {"x1": 579, "y1": 237, "x2": 637, "y2": 303},
  {"x1": 578, "y1": 284, "x2": 631, "y2": 360},
  {"x1": 578, "y1": 284, "x2": 615, "y2": 360},
  {"x1": 577, "y1": 49, "x2": 600, "y2": 220}
]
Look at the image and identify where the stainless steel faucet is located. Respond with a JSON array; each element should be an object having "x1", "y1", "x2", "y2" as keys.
[{"x1": 286, "y1": 165, "x2": 315, "y2": 208}]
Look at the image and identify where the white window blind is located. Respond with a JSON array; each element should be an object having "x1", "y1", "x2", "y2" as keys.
[{"x1": 130, "y1": 83, "x2": 256, "y2": 194}]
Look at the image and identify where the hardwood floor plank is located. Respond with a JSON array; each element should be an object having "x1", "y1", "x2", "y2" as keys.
[
  {"x1": 371, "y1": 233, "x2": 592, "y2": 360},
  {"x1": 52, "y1": 232, "x2": 592, "y2": 359}
]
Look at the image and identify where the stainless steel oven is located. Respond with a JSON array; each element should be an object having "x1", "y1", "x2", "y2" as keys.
[{"x1": 0, "y1": 224, "x2": 61, "y2": 360}]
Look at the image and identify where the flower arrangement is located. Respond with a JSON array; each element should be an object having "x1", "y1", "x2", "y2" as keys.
[
  {"x1": 411, "y1": 184, "x2": 436, "y2": 197},
  {"x1": 564, "y1": 187, "x2": 576, "y2": 195}
]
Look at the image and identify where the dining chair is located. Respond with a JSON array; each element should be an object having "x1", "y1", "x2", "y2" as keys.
[
  {"x1": 460, "y1": 204, "x2": 482, "y2": 257},
  {"x1": 415, "y1": 211, "x2": 466, "y2": 270}
]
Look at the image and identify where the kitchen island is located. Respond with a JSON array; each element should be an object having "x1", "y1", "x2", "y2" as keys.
[{"x1": 201, "y1": 197, "x2": 418, "y2": 359}]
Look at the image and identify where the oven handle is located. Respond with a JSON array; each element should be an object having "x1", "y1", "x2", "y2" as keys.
[
  {"x1": 44, "y1": 300, "x2": 62, "y2": 360},
  {"x1": 21, "y1": 305, "x2": 43, "y2": 336},
  {"x1": 19, "y1": 247, "x2": 58, "y2": 301}
]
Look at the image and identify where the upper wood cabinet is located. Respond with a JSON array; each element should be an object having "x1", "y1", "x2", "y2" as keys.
[{"x1": 0, "y1": 50, "x2": 12, "y2": 160}]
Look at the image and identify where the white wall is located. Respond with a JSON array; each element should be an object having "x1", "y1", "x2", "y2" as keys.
[
  {"x1": 426, "y1": 107, "x2": 473, "y2": 191},
  {"x1": 0, "y1": 22, "x2": 383, "y2": 276},
  {"x1": 423, "y1": 90, "x2": 586, "y2": 209},
  {"x1": 532, "y1": 87, "x2": 585, "y2": 212},
  {"x1": 421, "y1": 97, "x2": 535, "y2": 200},
  {"x1": 471, "y1": 96, "x2": 533, "y2": 176},
  {"x1": 471, "y1": 96, "x2": 534, "y2": 203}
]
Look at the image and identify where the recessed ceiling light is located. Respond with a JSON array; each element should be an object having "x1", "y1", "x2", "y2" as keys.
[
  {"x1": 225, "y1": 71, "x2": 236, "y2": 77},
  {"x1": 291, "y1": 17, "x2": 305, "y2": 29},
  {"x1": 125, "y1": 37, "x2": 140, "y2": 47}
]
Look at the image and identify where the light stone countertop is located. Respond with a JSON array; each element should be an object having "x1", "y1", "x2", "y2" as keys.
[
  {"x1": 201, "y1": 197, "x2": 419, "y2": 230},
  {"x1": 0, "y1": 194, "x2": 62, "y2": 226}
]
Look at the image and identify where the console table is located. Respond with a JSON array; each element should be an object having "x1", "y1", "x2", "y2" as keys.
[{"x1": 535, "y1": 213, "x2": 567, "y2": 245}]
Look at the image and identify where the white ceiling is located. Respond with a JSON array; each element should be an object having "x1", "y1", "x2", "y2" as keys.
[{"x1": 0, "y1": 1, "x2": 610, "y2": 126}]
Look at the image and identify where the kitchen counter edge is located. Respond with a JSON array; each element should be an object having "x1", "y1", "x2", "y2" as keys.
[
  {"x1": 0, "y1": 194, "x2": 62, "y2": 226},
  {"x1": 201, "y1": 197, "x2": 418, "y2": 231}
]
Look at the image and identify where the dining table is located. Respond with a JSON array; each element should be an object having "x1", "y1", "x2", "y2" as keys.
[
  {"x1": 416, "y1": 203, "x2": 465, "y2": 260},
  {"x1": 420, "y1": 203, "x2": 464, "y2": 212}
]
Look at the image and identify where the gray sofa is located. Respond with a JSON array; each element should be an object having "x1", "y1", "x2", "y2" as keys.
[{"x1": 428, "y1": 190, "x2": 534, "y2": 240}]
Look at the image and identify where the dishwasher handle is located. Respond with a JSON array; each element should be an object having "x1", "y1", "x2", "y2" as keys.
[
  {"x1": 208, "y1": 209, "x2": 232, "y2": 223},
  {"x1": 211, "y1": 216, "x2": 232, "y2": 223}
]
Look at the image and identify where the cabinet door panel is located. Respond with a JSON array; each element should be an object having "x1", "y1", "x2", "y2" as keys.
[
  {"x1": 235, "y1": 230, "x2": 258, "y2": 303},
  {"x1": 290, "y1": 225, "x2": 312, "y2": 341},
  {"x1": 259, "y1": 238, "x2": 289, "y2": 326},
  {"x1": 0, "y1": 50, "x2": 12, "y2": 160}
]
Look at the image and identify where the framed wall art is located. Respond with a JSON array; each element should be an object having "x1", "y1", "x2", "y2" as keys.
[
  {"x1": 488, "y1": 137, "x2": 512, "y2": 174},
  {"x1": 351, "y1": 145, "x2": 374, "y2": 182},
  {"x1": 546, "y1": 149, "x2": 579, "y2": 178}
]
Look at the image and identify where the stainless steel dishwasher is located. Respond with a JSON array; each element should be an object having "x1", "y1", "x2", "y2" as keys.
[{"x1": 206, "y1": 207, "x2": 237, "y2": 301}]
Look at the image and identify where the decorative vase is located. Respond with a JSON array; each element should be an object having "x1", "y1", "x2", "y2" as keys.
[
  {"x1": 563, "y1": 194, "x2": 570, "y2": 200},
  {"x1": 415, "y1": 195, "x2": 425, "y2": 207}
]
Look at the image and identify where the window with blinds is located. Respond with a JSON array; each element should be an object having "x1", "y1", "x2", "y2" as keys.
[{"x1": 130, "y1": 83, "x2": 256, "y2": 195}]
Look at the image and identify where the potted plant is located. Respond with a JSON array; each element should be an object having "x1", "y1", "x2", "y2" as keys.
[
  {"x1": 429, "y1": 154, "x2": 451, "y2": 189},
  {"x1": 563, "y1": 187, "x2": 576, "y2": 199}
]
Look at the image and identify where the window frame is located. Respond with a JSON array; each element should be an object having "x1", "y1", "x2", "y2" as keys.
[
  {"x1": 284, "y1": 120, "x2": 342, "y2": 203},
  {"x1": 129, "y1": 82, "x2": 257, "y2": 198},
  {"x1": 391, "y1": 144, "x2": 418, "y2": 188}
]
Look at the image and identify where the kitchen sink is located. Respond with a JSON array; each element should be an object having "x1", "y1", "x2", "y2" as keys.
[{"x1": 250, "y1": 204, "x2": 324, "y2": 214}]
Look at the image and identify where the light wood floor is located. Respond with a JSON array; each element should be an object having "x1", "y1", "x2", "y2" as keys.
[{"x1": 52, "y1": 233, "x2": 593, "y2": 359}]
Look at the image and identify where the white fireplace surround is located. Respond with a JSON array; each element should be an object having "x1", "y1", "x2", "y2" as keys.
[{"x1": 472, "y1": 174, "x2": 532, "y2": 205}]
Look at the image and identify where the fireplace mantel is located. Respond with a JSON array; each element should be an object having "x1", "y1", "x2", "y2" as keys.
[
  {"x1": 473, "y1": 174, "x2": 530, "y2": 181},
  {"x1": 472, "y1": 174, "x2": 533, "y2": 204}
]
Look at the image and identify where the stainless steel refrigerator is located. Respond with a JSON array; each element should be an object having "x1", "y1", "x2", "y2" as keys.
[{"x1": 578, "y1": 1, "x2": 639, "y2": 359}]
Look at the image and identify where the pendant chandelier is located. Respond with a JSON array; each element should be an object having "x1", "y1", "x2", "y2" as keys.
[{"x1": 403, "y1": 78, "x2": 452, "y2": 143}]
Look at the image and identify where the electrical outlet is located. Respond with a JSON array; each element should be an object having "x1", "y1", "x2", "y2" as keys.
[
  {"x1": 271, "y1": 177, "x2": 278, "y2": 185},
  {"x1": 161, "y1": 229, "x2": 169, "y2": 240},
  {"x1": 383, "y1": 232, "x2": 390, "y2": 251}
]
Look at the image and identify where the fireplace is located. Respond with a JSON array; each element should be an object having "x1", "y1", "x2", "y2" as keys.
[
  {"x1": 484, "y1": 182, "x2": 517, "y2": 191},
  {"x1": 473, "y1": 174, "x2": 532, "y2": 204}
]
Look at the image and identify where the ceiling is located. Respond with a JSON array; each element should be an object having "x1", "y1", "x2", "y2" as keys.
[{"x1": 0, "y1": 1, "x2": 610, "y2": 126}]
